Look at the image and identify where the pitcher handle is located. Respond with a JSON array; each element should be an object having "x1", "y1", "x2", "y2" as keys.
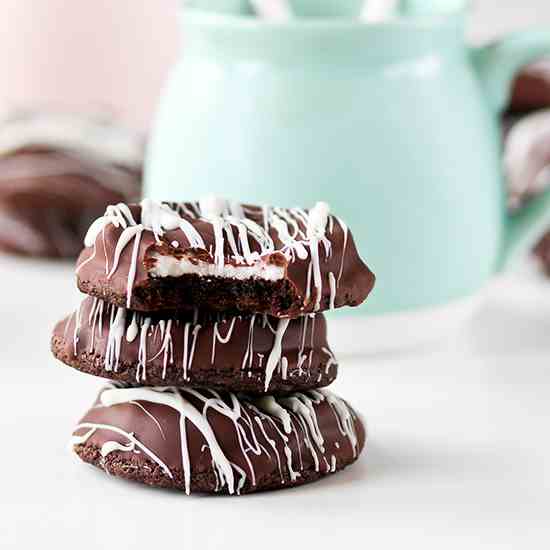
[{"x1": 472, "y1": 30, "x2": 550, "y2": 269}]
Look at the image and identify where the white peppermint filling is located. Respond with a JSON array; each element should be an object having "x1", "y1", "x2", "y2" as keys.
[{"x1": 149, "y1": 252, "x2": 285, "y2": 282}]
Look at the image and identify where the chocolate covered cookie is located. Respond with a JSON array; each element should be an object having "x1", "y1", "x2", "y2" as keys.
[
  {"x1": 76, "y1": 198, "x2": 375, "y2": 317},
  {"x1": 0, "y1": 111, "x2": 143, "y2": 258},
  {"x1": 71, "y1": 385, "x2": 365, "y2": 495},
  {"x1": 502, "y1": 60, "x2": 550, "y2": 275},
  {"x1": 52, "y1": 297, "x2": 338, "y2": 393}
]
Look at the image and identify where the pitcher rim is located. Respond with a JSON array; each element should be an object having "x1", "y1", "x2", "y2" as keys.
[{"x1": 183, "y1": 6, "x2": 466, "y2": 32}]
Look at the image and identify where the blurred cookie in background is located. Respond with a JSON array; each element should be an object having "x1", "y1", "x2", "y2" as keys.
[
  {"x1": 0, "y1": 110, "x2": 143, "y2": 258},
  {"x1": 503, "y1": 60, "x2": 550, "y2": 274},
  {"x1": 505, "y1": 59, "x2": 550, "y2": 206},
  {"x1": 533, "y1": 231, "x2": 550, "y2": 277},
  {"x1": 504, "y1": 109, "x2": 550, "y2": 209},
  {"x1": 509, "y1": 59, "x2": 550, "y2": 114}
]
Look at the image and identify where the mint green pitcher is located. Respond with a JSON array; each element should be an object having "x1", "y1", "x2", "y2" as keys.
[{"x1": 145, "y1": 3, "x2": 550, "y2": 350}]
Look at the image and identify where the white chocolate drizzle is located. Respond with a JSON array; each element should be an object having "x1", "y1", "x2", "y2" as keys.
[
  {"x1": 0, "y1": 150, "x2": 139, "y2": 199},
  {"x1": 264, "y1": 319, "x2": 290, "y2": 392},
  {"x1": 0, "y1": 110, "x2": 143, "y2": 167},
  {"x1": 211, "y1": 317, "x2": 237, "y2": 363},
  {"x1": 322, "y1": 347, "x2": 338, "y2": 374},
  {"x1": 328, "y1": 272, "x2": 337, "y2": 310},
  {"x1": 104, "y1": 307, "x2": 126, "y2": 372},
  {"x1": 100, "y1": 438, "x2": 137, "y2": 458},
  {"x1": 72, "y1": 386, "x2": 360, "y2": 495},
  {"x1": 73, "y1": 421, "x2": 172, "y2": 478},
  {"x1": 254, "y1": 396, "x2": 292, "y2": 434}
]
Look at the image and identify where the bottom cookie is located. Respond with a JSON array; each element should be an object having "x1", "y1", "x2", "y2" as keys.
[{"x1": 71, "y1": 385, "x2": 366, "y2": 495}]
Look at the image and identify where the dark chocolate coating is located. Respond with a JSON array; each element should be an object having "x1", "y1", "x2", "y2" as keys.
[
  {"x1": 72, "y1": 386, "x2": 366, "y2": 495},
  {"x1": 534, "y1": 227, "x2": 550, "y2": 275},
  {"x1": 0, "y1": 147, "x2": 141, "y2": 258},
  {"x1": 51, "y1": 297, "x2": 338, "y2": 393},
  {"x1": 76, "y1": 202, "x2": 375, "y2": 317},
  {"x1": 509, "y1": 59, "x2": 550, "y2": 114}
]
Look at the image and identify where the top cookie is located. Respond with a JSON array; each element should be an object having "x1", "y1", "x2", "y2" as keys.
[{"x1": 76, "y1": 198, "x2": 375, "y2": 317}]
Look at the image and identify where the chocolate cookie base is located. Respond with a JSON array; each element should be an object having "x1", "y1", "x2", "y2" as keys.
[
  {"x1": 74, "y1": 443, "x2": 360, "y2": 495},
  {"x1": 78, "y1": 273, "x2": 303, "y2": 317},
  {"x1": 52, "y1": 335, "x2": 337, "y2": 394},
  {"x1": 78, "y1": 273, "x2": 366, "y2": 318}
]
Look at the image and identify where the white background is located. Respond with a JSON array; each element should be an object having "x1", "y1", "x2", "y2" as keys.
[{"x1": 1, "y1": 1, "x2": 550, "y2": 549}]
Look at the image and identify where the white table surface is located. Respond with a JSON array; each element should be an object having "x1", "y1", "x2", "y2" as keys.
[{"x1": 1, "y1": 256, "x2": 549, "y2": 550}]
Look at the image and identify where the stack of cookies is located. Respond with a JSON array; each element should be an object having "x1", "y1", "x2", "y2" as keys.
[{"x1": 51, "y1": 197, "x2": 376, "y2": 495}]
